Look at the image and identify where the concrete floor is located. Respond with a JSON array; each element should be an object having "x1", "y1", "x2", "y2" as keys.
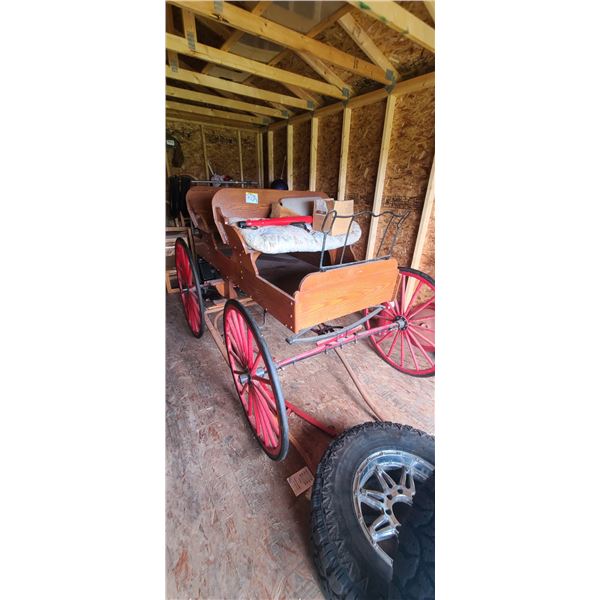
[{"x1": 166, "y1": 293, "x2": 434, "y2": 599}]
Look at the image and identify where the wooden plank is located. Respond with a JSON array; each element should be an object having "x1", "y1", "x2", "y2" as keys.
[
  {"x1": 166, "y1": 100, "x2": 270, "y2": 125},
  {"x1": 346, "y1": 0, "x2": 435, "y2": 53},
  {"x1": 166, "y1": 33, "x2": 348, "y2": 99},
  {"x1": 337, "y1": 107, "x2": 352, "y2": 201},
  {"x1": 267, "y1": 130, "x2": 274, "y2": 185},
  {"x1": 201, "y1": 125, "x2": 210, "y2": 179},
  {"x1": 181, "y1": 8, "x2": 197, "y2": 50},
  {"x1": 166, "y1": 85, "x2": 287, "y2": 119},
  {"x1": 337, "y1": 13, "x2": 399, "y2": 81},
  {"x1": 297, "y1": 52, "x2": 354, "y2": 97},
  {"x1": 309, "y1": 117, "x2": 318, "y2": 191},
  {"x1": 411, "y1": 157, "x2": 435, "y2": 270},
  {"x1": 239, "y1": 4, "x2": 353, "y2": 83},
  {"x1": 282, "y1": 83, "x2": 322, "y2": 108},
  {"x1": 167, "y1": 50, "x2": 179, "y2": 73},
  {"x1": 294, "y1": 258, "x2": 399, "y2": 331},
  {"x1": 287, "y1": 124, "x2": 294, "y2": 190},
  {"x1": 202, "y1": 1, "x2": 271, "y2": 74},
  {"x1": 237, "y1": 130, "x2": 244, "y2": 182},
  {"x1": 166, "y1": 66, "x2": 311, "y2": 110},
  {"x1": 173, "y1": 1, "x2": 392, "y2": 84},
  {"x1": 365, "y1": 94, "x2": 398, "y2": 260},
  {"x1": 256, "y1": 132, "x2": 264, "y2": 187},
  {"x1": 267, "y1": 71, "x2": 435, "y2": 131},
  {"x1": 424, "y1": 1, "x2": 435, "y2": 22},
  {"x1": 167, "y1": 111, "x2": 262, "y2": 131}
]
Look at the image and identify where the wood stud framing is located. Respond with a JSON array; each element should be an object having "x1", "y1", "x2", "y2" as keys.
[
  {"x1": 309, "y1": 117, "x2": 319, "y2": 191},
  {"x1": 287, "y1": 124, "x2": 294, "y2": 190},
  {"x1": 166, "y1": 2, "x2": 435, "y2": 271},
  {"x1": 411, "y1": 157, "x2": 435, "y2": 269},
  {"x1": 337, "y1": 107, "x2": 352, "y2": 201},
  {"x1": 365, "y1": 94, "x2": 398, "y2": 259},
  {"x1": 267, "y1": 130, "x2": 274, "y2": 185},
  {"x1": 256, "y1": 132, "x2": 264, "y2": 187}
]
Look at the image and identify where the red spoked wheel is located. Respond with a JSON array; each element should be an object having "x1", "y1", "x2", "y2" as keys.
[
  {"x1": 223, "y1": 300, "x2": 289, "y2": 461},
  {"x1": 174, "y1": 238, "x2": 205, "y2": 338},
  {"x1": 365, "y1": 267, "x2": 435, "y2": 377}
]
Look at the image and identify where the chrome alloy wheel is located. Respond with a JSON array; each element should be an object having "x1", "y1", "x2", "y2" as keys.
[{"x1": 352, "y1": 449, "x2": 434, "y2": 566}]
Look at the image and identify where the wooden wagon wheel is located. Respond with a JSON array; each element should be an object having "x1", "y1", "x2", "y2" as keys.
[
  {"x1": 175, "y1": 238, "x2": 205, "y2": 338},
  {"x1": 223, "y1": 300, "x2": 289, "y2": 461},
  {"x1": 365, "y1": 267, "x2": 435, "y2": 377}
]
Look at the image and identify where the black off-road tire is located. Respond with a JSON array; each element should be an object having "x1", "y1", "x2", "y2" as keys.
[
  {"x1": 388, "y1": 472, "x2": 435, "y2": 599},
  {"x1": 310, "y1": 422, "x2": 434, "y2": 600}
]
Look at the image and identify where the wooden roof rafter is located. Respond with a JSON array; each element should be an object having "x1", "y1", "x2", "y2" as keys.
[
  {"x1": 166, "y1": 32, "x2": 348, "y2": 99},
  {"x1": 167, "y1": 111, "x2": 263, "y2": 131},
  {"x1": 166, "y1": 99, "x2": 271, "y2": 125},
  {"x1": 238, "y1": 4, "x2": 354, "y2": 86},
  {"x1": 337, "y1": 13, "x2": 399, "y2": 81},
  {"x1": 165, "y1": 85, "x2": 287, "y2": 118},
  {"x1": 346, "y1": 1, "x2": 435, "y2": 53},
  {"x1": 170, "y1": 1, "x2": 393, "y2": 85},
  {"x1": 166, "y1": 65, "x2": 310, "y2": 110}
]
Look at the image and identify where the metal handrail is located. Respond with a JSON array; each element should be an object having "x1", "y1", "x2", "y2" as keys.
[{"x1": 317, "y1": 209, "x2": 410, "y2": 271}]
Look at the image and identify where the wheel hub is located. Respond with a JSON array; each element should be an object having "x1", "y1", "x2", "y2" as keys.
[
  {"x1": 239, "y1": 367, "x2": 267, "y2": 385},
  {"x1": 352, "y1": 450, "x2": 434, "y2": 567},
  {"x1": 394, "y1": 315, "x2": 408, "y2": 330}
]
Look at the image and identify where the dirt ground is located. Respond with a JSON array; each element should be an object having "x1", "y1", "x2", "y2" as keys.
[{"x1": 166, "y1": 293, "x2": 434, "y2": 599}]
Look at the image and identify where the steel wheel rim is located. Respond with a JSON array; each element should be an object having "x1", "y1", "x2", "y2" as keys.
[
  {"x1": 367, "y1": 269, "x2": 435, "y2": 376},
  {"x1": 223, "y1": 305, "x2": 283, "y2": 458},
  {"x1": 175, "y1": 240, "x2": 202, "y2": 336},
  {"x1": 352, "y1": 449, "x2": 434, "y2": 567}
]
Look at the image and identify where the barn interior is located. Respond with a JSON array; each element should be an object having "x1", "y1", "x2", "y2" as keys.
[{"x1": 165, "y1": 2, "x2": 435, "y2": 597}]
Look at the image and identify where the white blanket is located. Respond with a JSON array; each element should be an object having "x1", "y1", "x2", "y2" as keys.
[{"x1": 236, "y1": 221, "x2": 361, "y2": 254}]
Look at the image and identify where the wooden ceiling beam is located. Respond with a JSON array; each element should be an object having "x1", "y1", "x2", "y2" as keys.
[
  {"x1": 167, "y1": 111, "x2": 262, "y2": 131},
  {"x1": 345, "y1": 1, "x2": 434, "y2": 53},
  {"x1": 166, "y1": 32, "x2": 347, "y2": 99},
  {"x1": 337, "y1": 13, "x2": 399, "y2": 81},
  {"x1": 166, "y1": 100, "x2": 271, "y2": 125},
  {"x1": 166, "y1": 65, "x2": 311, "y2": 109},
  {"x1": 202, "y1": 1, "x2": 271, "y2": 74},
  {"x1": 239, "y1": 4, "x2": 353, "y2": 84},
  {"x1": 166, "y1": 85, "x2": 289, "y2": 118},
  {"x1": 424, "y1": 2, "x2": 435, "y2": 23},
  {"x1": 297, "y1": 51, "x2": 354, "y2": 97},
  {"x1": 171, "y1": 1, "x2": 392, "y2": 84}
]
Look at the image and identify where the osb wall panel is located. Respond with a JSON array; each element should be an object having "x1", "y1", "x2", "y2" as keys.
[
  {"x1": 316, "y1": 111, "x2": 342, "y2": 197},
  {"x1": 375, "y1": 88, "x2": 435, "y2": 268},
  {"x1": 419, "y1": 199, "x2": 435, "y2": 278},
  {"x1": 345, "y1": 101, "x2": 386, "y2": 260},
  {"x1": 204, "y1": 127, "x2": 241, "y2": 180},
  {"x1": 273, "y1": 127, "x2": 287, "y2": 184},
  {"x1": 351, "y1": 10, "x2": 435, "y2": 81},
  {"x1": 166, "y1": 119, "x2": 207, "y2": 178},
  {"x1": 293, "y1": 120, "x2": 311, "y2": 190},
  {"x1": 240, "y1": 131, "x2": 258, "y2": 184}
]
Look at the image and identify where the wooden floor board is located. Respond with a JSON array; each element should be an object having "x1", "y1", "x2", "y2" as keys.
[{"x1": 166, "y1": 293, "x2": 434, "y2": 598}]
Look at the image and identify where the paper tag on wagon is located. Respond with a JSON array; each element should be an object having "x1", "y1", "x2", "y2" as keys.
[
  {"x1": 287, "y1": 466, "x2": 314, "y2": 497},
  {"x1": 245, "y1": 192, "x2": 258, "y2": 204}
]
